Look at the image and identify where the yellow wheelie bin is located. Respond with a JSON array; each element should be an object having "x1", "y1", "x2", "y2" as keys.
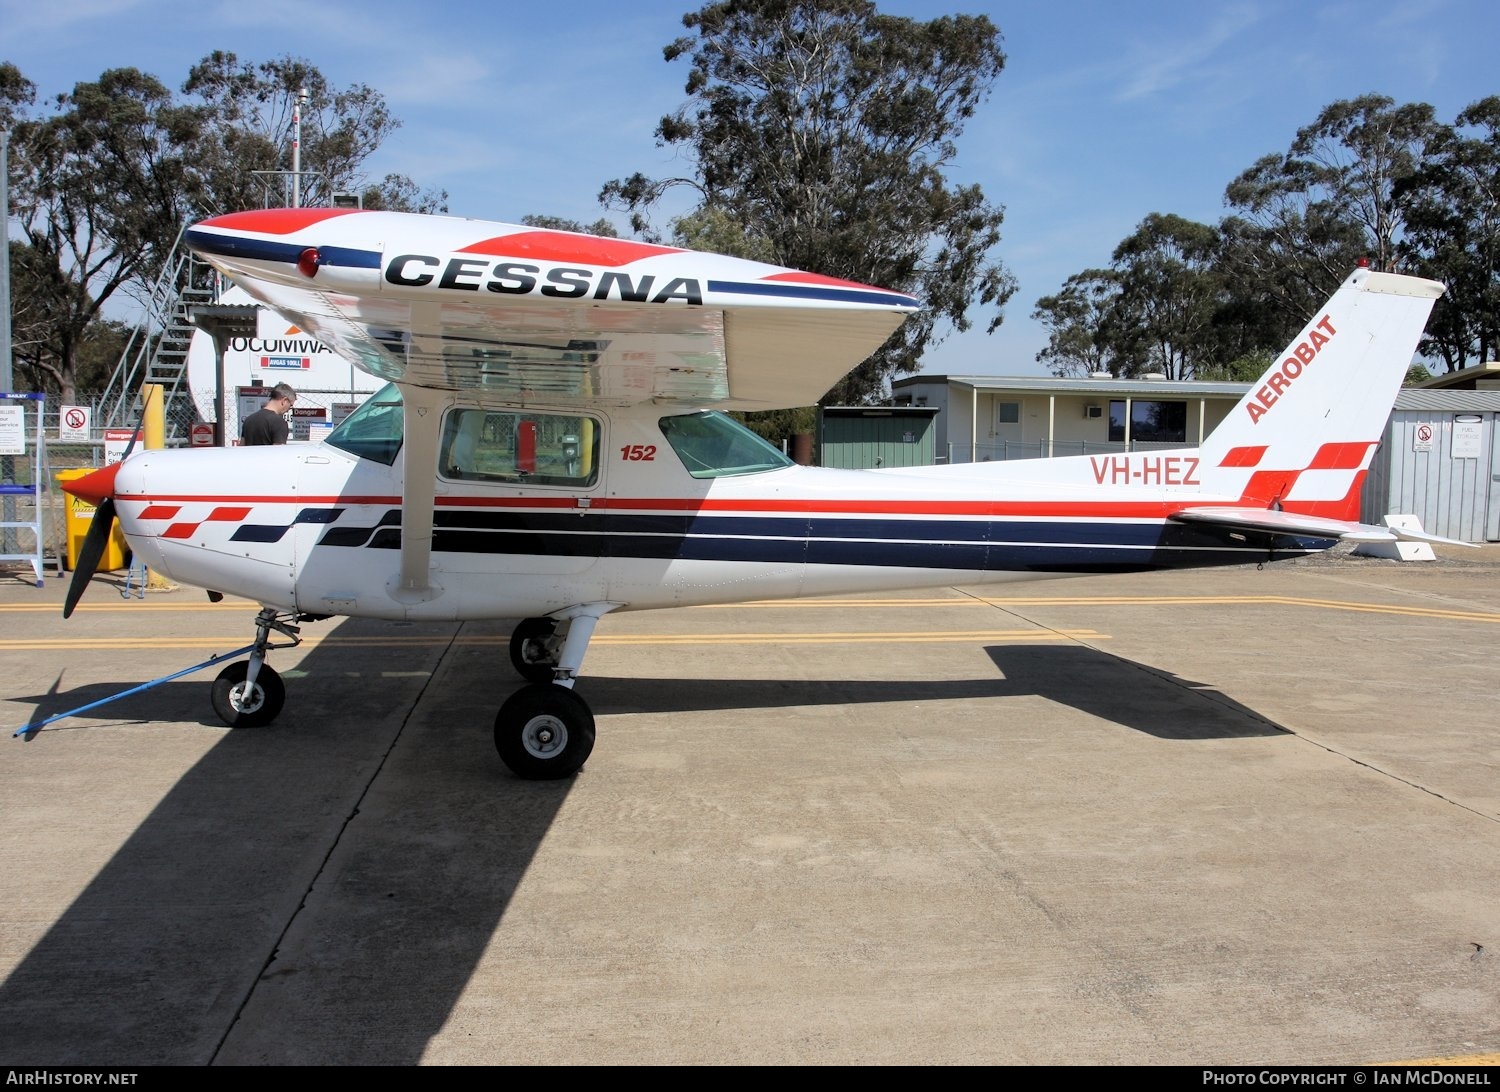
[{"x1": 57, "y1": 468, "x2": 127, "y2": 572}]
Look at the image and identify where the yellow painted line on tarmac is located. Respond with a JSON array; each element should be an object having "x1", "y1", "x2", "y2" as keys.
[
  {"x1": 0, "y1": 629, "x2": 1109, "y2": 653},
  {"x1": 5, "y1": 597, "x2": 1494, "y2": 639},
  {"x1": 7, "y1": 594, "x2": 1496, "y2": 623},
  {"x1": 596, "y1": 629, "x2": 1107, "y2": 645},
  {"x1": 0, "y1": 600, "x2": 256, "y2": 612},
  {"x1": 713, "y1": 595, "x2": 1500, "y2": 624},
  {"x1": 991, "y1": 594, "x2": 1500, "y2": 624},
  {"x1": 1381, "y1": 1053, "x2": 1500, "y2": 1066}
]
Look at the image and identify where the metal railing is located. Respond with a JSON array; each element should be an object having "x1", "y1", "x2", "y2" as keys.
[
  {"x1": 948, "y1": 439, "x2": 1196, "y2": 463},
  {"x1": 97, "y1": 224, "x2": 218, "y2": 442}
]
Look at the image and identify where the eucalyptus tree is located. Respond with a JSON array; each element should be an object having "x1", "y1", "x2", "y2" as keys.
[
  {"x1": 602, "y1": 0, "x2": 1016, "y2": 405},
  {"x1": 1399, "y1": 97, "x2": 1500, "y2": 371},
  {"x1": 5, "y1": 67, "x2": 201, "y2": 400},
  {"x1": 1032, "y1": 269, "x2": 1128, "y2": 378},
  {"x1": 182, "y1": 52, "x2": 446, "y2": 216},
  {"x1": 1220, "y1": 94, "x2": 1438, "y2": 337},
  {"x1": 2, "y1": 53, "x2": 446, "y2": 399},
  {"x1": 1107, "y1": 213, "x2": 1225, "y2": 380}
]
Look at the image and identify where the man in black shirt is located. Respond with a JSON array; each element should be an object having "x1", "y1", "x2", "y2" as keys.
[{"x1": 241, "y1": 383, "x2": 296, "y2": 445}]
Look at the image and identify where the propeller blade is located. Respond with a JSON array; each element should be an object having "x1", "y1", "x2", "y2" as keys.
[
  {"x1": 64, "y1": 496, "x2": 117, "y2": 619},
  {"x1": 59, "y1": 397, "x2": 147, "y2": 619},
  {"x1": 60, "y1": 463, "x2": 126, "y2": 621}
]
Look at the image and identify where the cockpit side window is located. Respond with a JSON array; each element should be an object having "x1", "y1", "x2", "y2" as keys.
[
  {"x1": 439, "y1": 408, "x2": 600, "y2": 487},
  {"x1": 324, "y1": 383, "x2": 403, "y2": 466},
  {"x1": 658, "y1": 411, "x2": 794, "y2": 478}
]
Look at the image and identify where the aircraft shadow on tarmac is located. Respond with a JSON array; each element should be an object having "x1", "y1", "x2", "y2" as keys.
[
  {"x1": 0, "y1": 620, "x2": 1283, "y2": 1065},
  {"x1": 587, "y1": 642, "x2": 1287, "y2": 741}
]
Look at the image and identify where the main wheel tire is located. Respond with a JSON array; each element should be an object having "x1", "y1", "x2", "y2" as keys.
[
  {"x1": 211, "y1": 660, "x2": 286, "y2": 728},
  {"x1": 509, "y1": 617, "x2": 560, "y2": 683},
  {"x1": 494, "y1": 683, "x2": 595, "y2": 780}
]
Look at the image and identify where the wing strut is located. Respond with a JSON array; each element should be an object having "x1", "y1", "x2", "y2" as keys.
[{"x1": 392, "y1": 383, "x2": 444, "y2": 602}]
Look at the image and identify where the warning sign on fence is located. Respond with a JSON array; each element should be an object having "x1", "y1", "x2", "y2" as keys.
[{"x1": 60, "y1": 405, "x2": 92, "y2": 442}]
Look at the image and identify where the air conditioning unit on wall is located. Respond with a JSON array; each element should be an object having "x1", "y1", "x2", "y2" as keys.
[{"x1": 1083, "y1": 404, "x2": 1103, "y2": 419}]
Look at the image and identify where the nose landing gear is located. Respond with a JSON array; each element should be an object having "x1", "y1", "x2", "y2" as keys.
[{"x1": 210, "y1": 607, "x2": 305, "y2": 728}]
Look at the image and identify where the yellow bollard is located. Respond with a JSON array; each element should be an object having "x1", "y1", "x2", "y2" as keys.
[
  {"x1": 139, "y1": 385, "x2": 179, "y2": 592},
  {"x1": 142, "y1": 383, "x2": 165, "y2": 452}
]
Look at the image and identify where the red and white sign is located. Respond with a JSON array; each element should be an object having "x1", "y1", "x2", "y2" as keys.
[
  {"x1": 60, "y1": 405, "x2": 91, "y2": 442},
  {"x1": 104, "y1": 428, "x2": 140, "y2": 465},
  {"x1": 289, "y1": 405, "x2": 328, "y2": 443},
  {"x1": 190, "y1": 423, "x2": 216, "y2": 447}
]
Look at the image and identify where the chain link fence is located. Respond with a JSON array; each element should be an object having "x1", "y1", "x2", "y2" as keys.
[
  {"x1": 2, "y1": 396, "x2": 80, "y2": 581},
  {"x1": 0, "y1": 388, "x2": 370, "y2": 581}
]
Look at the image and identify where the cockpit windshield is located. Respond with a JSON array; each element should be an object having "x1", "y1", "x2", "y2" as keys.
[
  {"x1": 325, "y1": 383, "x2": 404, "y2": 465},
  {"x1": 658, "y1": 411, "x2": 794, "y2": 478}
]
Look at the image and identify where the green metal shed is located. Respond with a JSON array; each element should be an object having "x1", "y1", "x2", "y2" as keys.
[{"x1": 819, "y1": 406, "x2": 939, "y2": 469}]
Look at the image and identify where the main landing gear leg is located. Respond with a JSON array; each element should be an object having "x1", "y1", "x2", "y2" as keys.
[
  {"x1": 210, "y1": 606, "x2": 302, "y2": 728},
  {"x1": 495, "y1": 603, "x2": 616, "y2": 780}
]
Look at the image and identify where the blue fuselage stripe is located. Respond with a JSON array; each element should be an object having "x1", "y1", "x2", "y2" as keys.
[{"x1": 314, "y1": 509, "x2": 1329, "y2": 572}]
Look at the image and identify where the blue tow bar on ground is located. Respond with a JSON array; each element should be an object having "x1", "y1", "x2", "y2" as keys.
[{"x1": 12, "y1": 643, "x2": 260, "y2": 739}]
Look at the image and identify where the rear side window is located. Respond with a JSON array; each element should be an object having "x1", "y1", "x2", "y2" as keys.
[{"x1": 440, "y1": 409, "x2": 600, "y2": 487}]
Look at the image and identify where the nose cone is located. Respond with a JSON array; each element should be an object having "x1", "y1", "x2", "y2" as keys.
[{"x1": 61, "y1": 462, "x2": 122, "y2": 507}]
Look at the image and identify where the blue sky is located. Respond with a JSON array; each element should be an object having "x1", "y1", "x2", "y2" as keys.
[{"x1": 3, "y1": 0, "x2": 1497, "y2": 379}]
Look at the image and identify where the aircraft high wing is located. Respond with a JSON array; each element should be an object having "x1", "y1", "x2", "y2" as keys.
[{"x1": 57, "y1": 208, "x2": 1458, "y2": 779}]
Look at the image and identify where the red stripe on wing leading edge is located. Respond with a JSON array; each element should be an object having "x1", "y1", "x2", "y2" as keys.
[
  {"x1": 197, "y1": 209, "x2": 366, "y2": 234},
  {"x1": 761, "y1": 270, "x2": 889, "y2": 290},
  {"x1": 457, "y1": 232, "x2": 682, "y2": 265}
]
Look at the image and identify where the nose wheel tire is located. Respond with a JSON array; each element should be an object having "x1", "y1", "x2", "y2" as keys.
[
  {"x1": 495, "y1": 683, "x2": 595, "y2": 780},
  {"x1": 211, "y1": 661, "x2": 286, "y2": 728}
]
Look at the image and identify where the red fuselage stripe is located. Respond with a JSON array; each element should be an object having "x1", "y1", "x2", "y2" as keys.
[{"x1": 120, "y1": 492, "x2": 1201, "y2": 520}]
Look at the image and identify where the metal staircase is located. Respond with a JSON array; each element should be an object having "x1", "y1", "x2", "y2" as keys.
[{"x1": 99, "y1": 224, "x2": 218, "y2": 443}]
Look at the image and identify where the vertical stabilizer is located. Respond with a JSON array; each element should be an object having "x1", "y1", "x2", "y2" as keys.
[{"x1": 1196, "y1": 268, "x2": 1444, "y2": 520}]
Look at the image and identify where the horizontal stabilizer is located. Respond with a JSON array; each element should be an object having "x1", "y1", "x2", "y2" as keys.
[{"x1": 1171, "y1": 507, "x2": 1478, "y2": 547}]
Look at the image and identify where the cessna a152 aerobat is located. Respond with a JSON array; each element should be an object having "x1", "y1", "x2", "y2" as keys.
[{"x1": 60, "y1": 207, "x2": 1460, "y2": 779}]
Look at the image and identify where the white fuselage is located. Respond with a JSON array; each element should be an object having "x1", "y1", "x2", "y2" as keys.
[{"x1": 112, "y1": 397, "x2": 1286, "y2": 623}]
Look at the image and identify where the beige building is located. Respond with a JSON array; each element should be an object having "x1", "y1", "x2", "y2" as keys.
[
  {"x1": 888, "y1": 372, "x2": 1500, "y2": 541},
  {"x1": 1413, "y1": 360, "x2": 1500, "y2": 391},
  {"x1": 890, "y1": 373, "x2": 1251, "y2": 464}
]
